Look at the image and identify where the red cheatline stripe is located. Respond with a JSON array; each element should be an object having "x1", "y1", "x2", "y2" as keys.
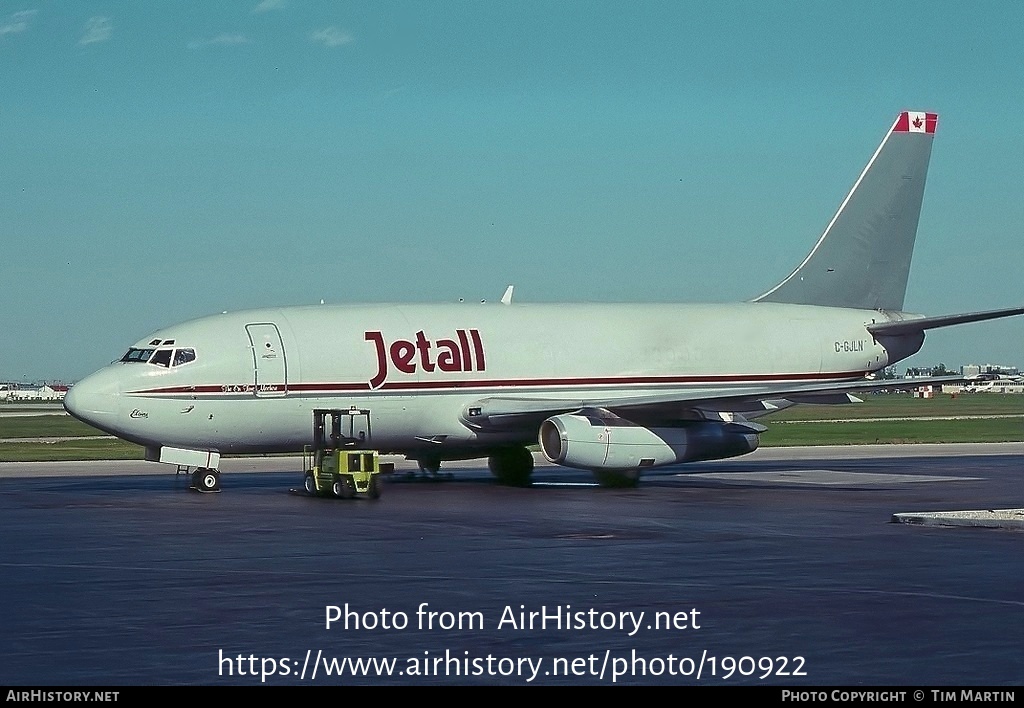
[{"x1": 129, "y1": 369, "x2": 870, "y2": 396}]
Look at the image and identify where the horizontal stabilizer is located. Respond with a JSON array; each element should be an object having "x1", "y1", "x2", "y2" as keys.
[{"x1": 868, "y1": 306, "x2": 1024, "y2": 336}]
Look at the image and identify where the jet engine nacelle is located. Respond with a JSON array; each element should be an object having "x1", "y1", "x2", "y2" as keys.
[{"x1": 539, "y1": 412, "x2": 759, "y2": 471}]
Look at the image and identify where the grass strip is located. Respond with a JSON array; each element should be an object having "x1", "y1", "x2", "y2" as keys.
[
  {"x1": 0, "y1": 439, "x2": 144, "y2": 462},
  {"x1": 761, "y1": 417, "x2": 1024, "y2": 446}
]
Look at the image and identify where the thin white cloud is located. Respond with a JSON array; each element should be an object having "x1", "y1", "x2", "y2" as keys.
[
  {"x1": 188, "y1": 33, "x2": 250, "y2": 49},
  {"x1": 253, "y1": 0, "x2": 287, "y2": 12},
  {"x1": 0, "y1": 9, "x2": 37, "y2": 37},
  {"x1": 309, "y1": 26, "x2": 352, "y2": 47},
  {"x1": 79, "y1": 16, "x2": 112, "y2": 45}
]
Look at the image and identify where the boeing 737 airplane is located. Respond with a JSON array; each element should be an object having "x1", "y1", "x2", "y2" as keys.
[{"x1": 65, "y1": 111, "x2": 1024, "y2": 490}]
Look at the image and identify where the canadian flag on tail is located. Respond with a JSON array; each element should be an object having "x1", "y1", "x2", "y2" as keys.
[{"x1": 894, "y1": 111, "x2": 938, "y2": 134}]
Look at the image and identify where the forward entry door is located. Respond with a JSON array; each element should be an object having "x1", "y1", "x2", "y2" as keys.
[{"x1": 245, "y1": 323, "x2": 287, "y2": 397}]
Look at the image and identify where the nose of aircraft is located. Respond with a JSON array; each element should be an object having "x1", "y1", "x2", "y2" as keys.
[{"x1": 64, "y1": 367, "x2": 122, "y2": 433}]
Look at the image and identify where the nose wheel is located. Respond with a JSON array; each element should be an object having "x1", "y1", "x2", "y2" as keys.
[{"x1": 191, "y1": 467, "x2": 222, "y2": 493}]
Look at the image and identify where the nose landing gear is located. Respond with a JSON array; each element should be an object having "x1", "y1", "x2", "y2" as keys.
[{"x1": 191, "y1": 467, "x2": 221, "y2": 493}]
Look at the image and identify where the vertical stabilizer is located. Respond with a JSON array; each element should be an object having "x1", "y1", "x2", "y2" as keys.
[{"x1": 755, "y1": 111, "x2": 937, "y2": 311}]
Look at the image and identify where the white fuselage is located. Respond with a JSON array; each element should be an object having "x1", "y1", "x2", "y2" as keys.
[{"x1": 65, "y1": 301, "x2": 906, "y2": 461}]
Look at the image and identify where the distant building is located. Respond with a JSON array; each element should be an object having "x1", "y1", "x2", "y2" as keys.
[
  {"x1": 1, "y1": 383, "x2": 69, "y2": 401},
  {"x1": 905, "y1": 366, "x2": 955, "y2": 378},
  {"x1": 44, "y1": 384, "x2": 69, "y2": 400},
  {"x1": 961, "y1": 364, "x2": 1020, "y2": 378},
  {"x1": 947, "y1": 363, "x2": 1023, "y2": 393},
  {"x1": 944, "y1": 380, "x2": 1024, "y2": 395}
]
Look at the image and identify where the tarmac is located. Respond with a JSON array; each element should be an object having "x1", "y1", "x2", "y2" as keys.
[{"x1": 1, "y1": 444, "x2": 1023, "y2": 685}]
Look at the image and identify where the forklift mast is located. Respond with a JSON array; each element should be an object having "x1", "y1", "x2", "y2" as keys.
[{"x1": 312, "y1": 407, "x2": 371, "y2": 451}]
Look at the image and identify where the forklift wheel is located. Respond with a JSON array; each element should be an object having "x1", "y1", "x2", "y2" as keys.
[
  {"x1": 304, "y1": 473, "x2": 317, "y2": 496},
  {"x1": 367, "y1": 476, "x2": 381, "y2": 499},
  {"x1": 333, "y1": 477, "x2": 355, "y2": 499}
]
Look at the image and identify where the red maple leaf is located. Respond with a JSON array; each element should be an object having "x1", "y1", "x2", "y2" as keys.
[{"x1": 912, "y1": 115, "x2": 923, "y2": 129}]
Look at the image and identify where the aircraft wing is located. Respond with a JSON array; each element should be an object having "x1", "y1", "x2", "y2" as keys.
[{"x1": 461, "y1": 375, "x2": 964, "y2": 432}]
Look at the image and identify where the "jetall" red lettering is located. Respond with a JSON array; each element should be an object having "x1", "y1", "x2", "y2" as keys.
[{"x1": 365, "y1": 329, "x2": 486, "y2": 389}]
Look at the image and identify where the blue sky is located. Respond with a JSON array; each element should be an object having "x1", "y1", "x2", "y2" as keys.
[{"x1": 2, "y1": 1, "x2": 1022, "y2": 381}]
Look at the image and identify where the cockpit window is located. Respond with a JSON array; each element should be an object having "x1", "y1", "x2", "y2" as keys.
[
  {"x1": 150, "y1": 349, "x2": 173, "y2": 368},
  {"x1": 121, "y1": 346, "x2": 196, "y2": 366},
  {"x1": 173, "y1": 348, "x2": 196, "y2": 367},
  {"x1": 121, "y1": 348, "x2": 155, "y2": 363}
]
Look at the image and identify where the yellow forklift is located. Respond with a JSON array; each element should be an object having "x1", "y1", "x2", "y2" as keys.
[{"x1": 303, "y1": 408, "x2": 390, "y2": 499}]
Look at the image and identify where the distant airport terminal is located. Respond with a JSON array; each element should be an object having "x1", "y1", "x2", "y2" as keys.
[{"x1": 0, "y1": 383, "x2": 68, "y2": 402}]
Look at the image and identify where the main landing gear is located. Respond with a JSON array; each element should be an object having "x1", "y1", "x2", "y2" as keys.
[
  {"x1": 191, "y1": 467, "x2": 222, "y2": 493},
  {"x1": 400, "y1": 459, "x2": 454, "y2": 482},
  {"x1": 418, "y1": 460, "x2": 441, "y2": 477},
  {"x1": 488, "y1": 447, "x2": 534, "y2": 487},
  {"x1": 590, "y1": 468, "x2": 641, "y2": 488}
]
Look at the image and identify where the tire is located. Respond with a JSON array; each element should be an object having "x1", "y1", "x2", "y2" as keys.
[
  {"x1": 333, "y1": 476, "x2": 355, "y2": 499},
  {"x1": 195, "y1": 468, "x2": 221, "y2": 492},
  {"x1": 304, "y1": 473, "x2": 317, "y2": 496},
  {"x1": 591, "y1": 469, "x2": 641, "y2": 488},
  {"x1": 418, "y1": 460, "x2": 441, "y2": 475},
  {"x1": 488, "y1": 447, "x2": 534, "y2": 487},
  {"x1": 367, "y1": 476, "x2": 381, "y2": 499}
]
